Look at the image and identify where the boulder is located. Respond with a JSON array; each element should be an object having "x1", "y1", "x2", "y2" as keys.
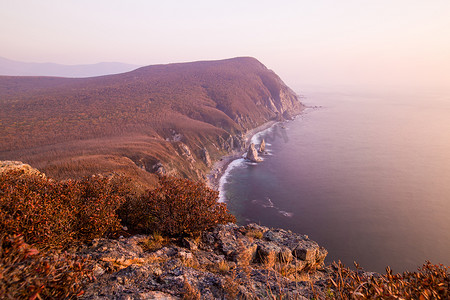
[
  {"x1": 258, "y1": 139, "x2": 266, "y2": 153},
  {"x1": 246, "y1": 143, "x2": 262, "y2": 162}
]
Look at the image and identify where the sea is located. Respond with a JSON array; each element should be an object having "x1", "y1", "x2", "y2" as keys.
[{"x1": 219, "y1": 87, "x2": 450, "y2": 273}]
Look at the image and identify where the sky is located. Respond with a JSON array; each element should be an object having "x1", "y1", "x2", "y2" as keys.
[{"x1": 1, "y1": 0, "x2": 449, "y2": 91}]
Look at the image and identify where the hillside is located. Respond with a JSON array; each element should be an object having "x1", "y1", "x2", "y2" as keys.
[
  {"x1": 0, "y1": 57, "x2": 303, "y2": 188},
  {"x1": 0, "y1": 56, "x2": 140, "y2": 77}
]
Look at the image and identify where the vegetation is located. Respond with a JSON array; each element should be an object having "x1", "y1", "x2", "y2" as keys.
[
  {"x1": 0, "y1": 169, "x2": 235, "y2": 298},
  {"x1": 0, "y1": 57, "x2": 302, "y2": 189},
  {"x1": 0, "y1": 234, "x2": 91, "y2": 299},
  {"x1": 1, "y1": 168, "x2": 448, "y2": 299},
  {"x1": 119, "y1": 176, "x2": 236, "y2": 237},
  {"x1": 328, "y1": 261, "x2": 449, "y2": 299},
  {"x1": 0, "y1": 170, "x2": 125, "y2": 248}
]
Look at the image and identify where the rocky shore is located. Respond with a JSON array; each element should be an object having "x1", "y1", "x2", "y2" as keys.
[
  {"x1": 206, "y1": 120, "x2": 277, "y2": 191},
  {"x1": 206, "y1": 106, "x2": 306, "y2": 194},
  {"x1": 79, "y1": 223, "x2": 329, "y2": 299}
]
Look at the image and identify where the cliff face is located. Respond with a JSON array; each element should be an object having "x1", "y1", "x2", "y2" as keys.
[{"x1": 0, "y1": 57, "x2": 303, "y2": 188}]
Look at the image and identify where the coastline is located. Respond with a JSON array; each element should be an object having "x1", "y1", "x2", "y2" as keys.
[
  {"x1": 207, "y1": 105, "x2": 307, "y2": 194},
  {"x1": 206, "y1": 120, "x2": 277, "y2": 192}
]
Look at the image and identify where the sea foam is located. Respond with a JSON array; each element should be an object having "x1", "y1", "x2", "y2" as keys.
[{"x1": 218, "y1": 158, "x2": 245, "y2": 202}]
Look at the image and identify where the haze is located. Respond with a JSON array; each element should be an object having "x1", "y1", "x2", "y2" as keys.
[{"x1": 1, "y1": 0, "x2": 449, "y2": 91}]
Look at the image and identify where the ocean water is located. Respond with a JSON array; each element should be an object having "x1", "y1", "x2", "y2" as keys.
[{"x1": 220, "y1": 88, "x2": 450, "y2": 273}]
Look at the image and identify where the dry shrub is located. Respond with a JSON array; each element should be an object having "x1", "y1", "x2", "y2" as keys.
[
  {"x1": 246, "y1": 229, "x2": 263, "y2": 239},
  {"x1": 139, "y1": 232, "x2": 167, "y2": 252},
  {"x1": 218, "y1": 260, "x2": 231, "y2": 274},
  {"x1": 0, "y1": 234, "x2": 92, "y2": 299},
  {"x1": 329, "y1": 261, "x2": 449, "y2": 299},
  {"x1": 120, "y1": 176, "x2": 236, "y2": 237},
  {"x1": 222, "y1": 271, "x2": 240, "y2": 300},
  {"x1": 183, "y1": 276, "x2": 201, "y2": 300},
  {"x1": 263, "y1": 252, "x2": 277, "y2": 270},
  {"x1": 70, "y1": 175, "x2": 126, "y2": 243},
  {"x1": 0, "y1": 170, "x2": 125, "y2": 248}
]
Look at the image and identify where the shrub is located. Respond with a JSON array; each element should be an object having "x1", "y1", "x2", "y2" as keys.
[
  {"x1": 120, "y1": 176, "x2": 235, "y2": 237},
  {"x1": 70, "y1": 175, "x2": 126, "y2": 243},
  {"x1": 0, "y1": 170, "x2": 125, "y2": 248},
  {"x1": 0, "y1": 234, "x2": 92, "y2": 299},
  {"x1": 329, "y1": 261, "x2": 449, "y2": 299}
]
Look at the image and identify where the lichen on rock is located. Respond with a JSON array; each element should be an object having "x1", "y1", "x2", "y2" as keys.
[{"x1": 79, "y1": 223, "x2": 328, "y2": 299}]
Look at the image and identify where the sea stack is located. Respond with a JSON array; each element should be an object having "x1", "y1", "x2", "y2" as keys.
[
  {"x1": 246, "y1": 143, "x2": 263, "y2": 162},
  {"x1": 258, "y1": 139, "x2": 266, "y2": 153}
]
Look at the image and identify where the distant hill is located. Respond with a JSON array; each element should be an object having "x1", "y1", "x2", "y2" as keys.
[
  {"x1": 0, "y1": 56, "x2": 140, "y2": 77},
  {"x1": 0, "y1": 57, "x2": 303, "y2": 188}
]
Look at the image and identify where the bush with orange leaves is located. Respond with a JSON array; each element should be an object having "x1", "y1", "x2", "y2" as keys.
[
  {"x1": 0, "y1": 234, "x2": 92, "y2": 299},
  {"x1": 120, "y1": 176, "x2": 236, "y2": 237},
  {"x1": 0, "y1": 170, "x2": 125, "y2": 248}
]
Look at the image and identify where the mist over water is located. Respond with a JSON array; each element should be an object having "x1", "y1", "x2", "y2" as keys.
[{"x1": 221, "y1": 88, "x2": 450, "y2": 273}]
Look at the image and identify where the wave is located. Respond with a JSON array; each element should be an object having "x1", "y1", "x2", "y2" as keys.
[
  {"x1": 251, "y1": 125, "x2": 276, "y2": 145},
  {"x1": 252, "y1": 197, "x2": 274, "y2": 208},
  {"x1": 218, "y1": 158, "x2": 246, "y2": 202},
  {"x1": 278, "y1": 211, "x2": 294, "y2": 217},
  {"x1": 219, "y1": 120, "x2": 289, "y2": 202},
  {"x1": 251, "y1": 197, "x2": 294, "y2": 218}
]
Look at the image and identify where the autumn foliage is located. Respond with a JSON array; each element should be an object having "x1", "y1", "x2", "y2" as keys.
[
  {"x1": 0, "y1": 170, "x2": 236, "y2": 298},
  {"x1": 0, "y1": 170, "x2": 125, "y2": 248},
  {"x1": 0, "y1": 234, "x2": 91, "y2": 299},
  {"x1": 119, "y1": 176, "x2": 236, "y2": 237}
]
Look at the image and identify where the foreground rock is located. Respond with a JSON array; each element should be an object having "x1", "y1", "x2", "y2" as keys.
[
  {"x1": 79, "y1": 224, "x2": 328, "y2": 299},
  {"x1": 246, "y1": 143, "x2": 263, "y2": 162}
]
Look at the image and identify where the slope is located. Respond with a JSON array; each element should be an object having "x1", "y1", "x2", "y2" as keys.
[{"x1": 0, "y1": 57, "x2": 303, "y2": 188}]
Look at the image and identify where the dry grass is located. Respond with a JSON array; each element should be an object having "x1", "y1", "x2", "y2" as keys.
[
  {"x1": 328, "y1": 261, "x2": 449, "y2": 299},
  {"x1": 222, "y1": 271, "x2": 241, "y2": 300},
  {"x1": 139, "y1": 232, "x2": 167, "y2": 252},
  {"x1": 183, "y1": 276, "x2": 201, "y2": 300},
  {"x1": 218, "y1": 260, "x2": 231, "y2": 274},
  {"x1": 246, "y1": 229, "x2": 264, "y2": 239},
  {"x1": 263, "y1": 252, "x2": 277, "y2": 270}
]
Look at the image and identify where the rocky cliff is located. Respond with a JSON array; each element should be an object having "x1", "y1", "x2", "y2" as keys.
[
  {"x1": 0, "y1": 57, "x2": 303, "y2": 188},
  {"x1": 1, "y1": 161, "x2": 330, "y2": 298},
  {"x1": 79, "y1": 224, "x2": 328, "y2": 299}
]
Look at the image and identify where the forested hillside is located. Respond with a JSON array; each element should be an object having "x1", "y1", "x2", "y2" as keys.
[{"x1": 0, "y1": 57, "x2": 302, "y2": 188}]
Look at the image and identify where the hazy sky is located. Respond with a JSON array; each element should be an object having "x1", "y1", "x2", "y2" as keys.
[{"x1": 1, "y1": 0, "x2": 449, "y2": 90}]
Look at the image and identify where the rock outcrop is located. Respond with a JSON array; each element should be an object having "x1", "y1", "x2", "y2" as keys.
[
  {"x1": 246, "y1": 143, "x2": 263, "y2": 162},
  {"x1": 79, "y1": 223, "x2": 328, "y2": 299},
  {"x1": 0, "y1": 160, "x2": 45, "y2": 177},
  {"x1": 178, "y1": 143, "x2": 196, "y2": 165},
  {"x1": 152, "y1": 162, "x2": 166, "y2": 177},
  {"x1": 258, "y1": 139, "x2": 266, "y2": 153},
  {"x1": 201, "y1": 148, "x2": 212, "y2": 167}
]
